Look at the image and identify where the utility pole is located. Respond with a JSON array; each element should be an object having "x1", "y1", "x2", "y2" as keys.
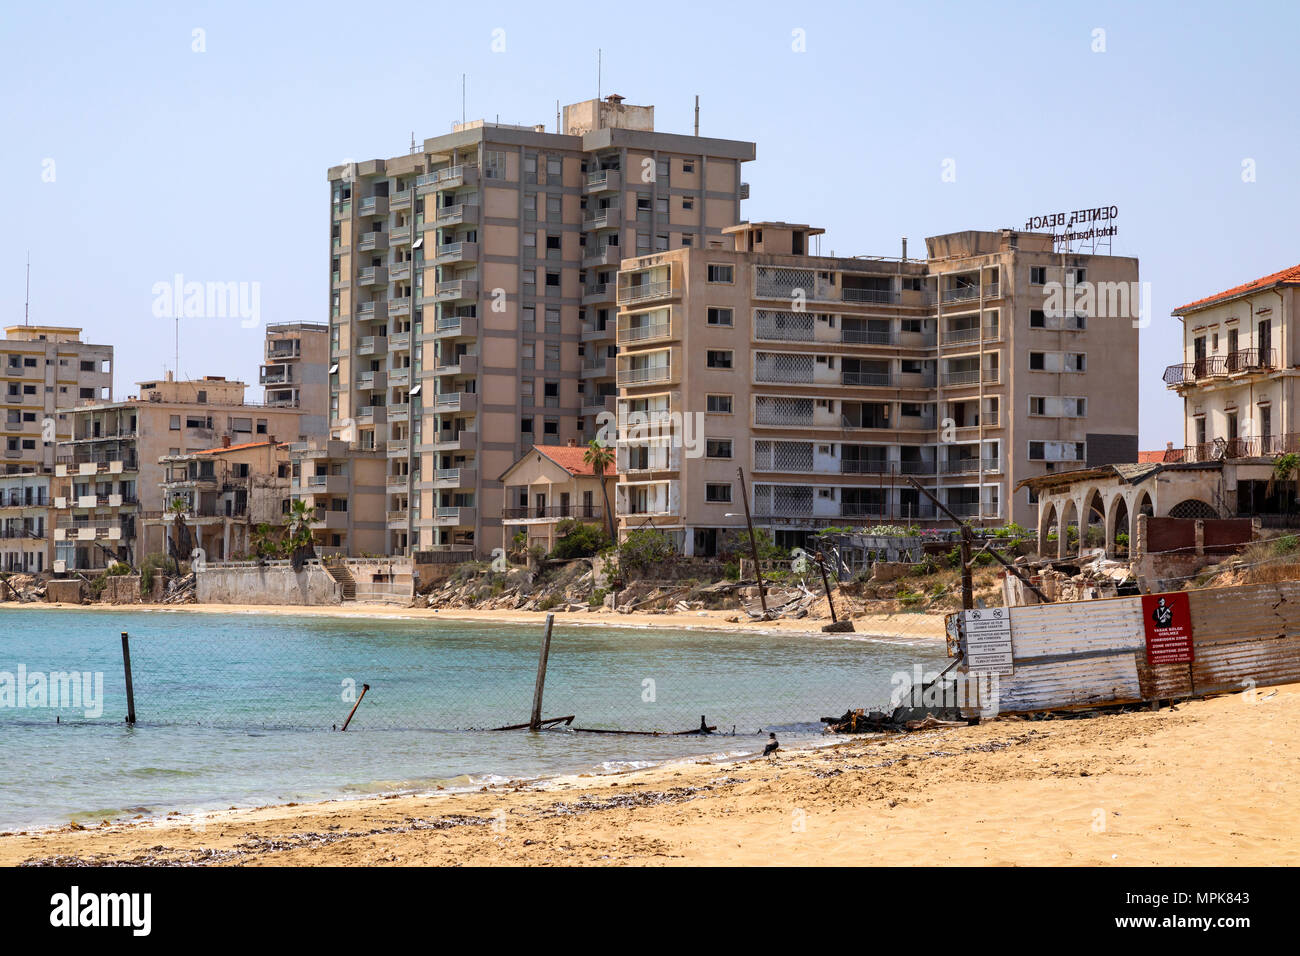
[{"x1": 736, "y1": 467, "x2": 768, "y2": 616}]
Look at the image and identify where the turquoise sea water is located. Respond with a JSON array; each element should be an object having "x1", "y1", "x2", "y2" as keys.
[{"x1": 0, "y1": 609, "x2": 946, "y2": 830}]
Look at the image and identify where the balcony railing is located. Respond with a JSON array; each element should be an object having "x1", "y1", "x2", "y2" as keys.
[
  {"x1": 841, "y1": 288, "x2": 898, "y2": 305},
  {"x1": 1227, "y1": 348, "x2": 1277, "y2": 373},
  {"x1": 501, "y1": 505, "x2": 603, "y2": 520},
  {"x1": 617, "y1": 365, "x2": 672, "y2": 387},
  {"x1": 617, "y1": 279, "x2": 671, "y2": 305}
]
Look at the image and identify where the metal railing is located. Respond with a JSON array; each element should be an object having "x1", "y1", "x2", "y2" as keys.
[{"x1": 501, "y1": 505, "x2": 603, "y2": 520}]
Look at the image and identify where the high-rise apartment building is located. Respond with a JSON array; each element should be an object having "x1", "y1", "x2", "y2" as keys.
[
  {"x1": 613, "y1": 223, "x2": 1140, "y2": 552},
  {"x1": 327, "y1": 95, "x2": 754, "y2": 557},
  {"x1": 260, "y1": 322, "x2": 329, "y2": 437},
  {"x1": 2, "y1": 326, "x2": 112, "y2": 473}
]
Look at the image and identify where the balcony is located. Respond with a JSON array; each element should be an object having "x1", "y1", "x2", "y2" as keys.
[
  {"x1": 434, "y1": 241, "x2": 479, "y2": 266},
  {"x1": 581, "y1": 322, "x2": 613, "y2": 343},
  {"x1": 584, "y1": 169, "x2": 621, "y2": 194},
  {"x1": 1227, "y1": 348, "x2": 1277, "y2": 374},
  {"x1": 433, "y1": 392, "x2": 478, "y2": 413},
  {"x1": 416, "y1": 164, "x2": 479, "y2": 194},
  {"x1": 502, "y1": 505, "x2": 603, "y2": 522},
  {"x1": 388, "y1": 296, "x2": 411, "y2": 319},
  {"x1": 581, "y1": 356, "x2": 616, "y2": 379},
  {"x1": 386, "y1": 509, "x2": 410, "y2": 527},
  {"x1": 617, "y1": 279, "x2": 672, "y2": 305},
  {"x1": 434, "y1": 202, "x2": 480, "y2": 228},
  {"x1": 357, "y1": 335, "x2": 387, "y2": 356},
  {"x1": 356, "y1": 231, "x2": 389, "y2": 253},
  {"x1": 356, "y1": 370, "x2": 387, "y2": 391},
  {"x1": 942, "y1": 368, "x2": 999, "y2": 386},
  {"x1": 388, "y1": 368, "x2": 410, "y2": 389},
  {"x1": 582, "y1": 208, "x2": 621, "y2": 231},
  {"x1": 358, "y1": 196, "x2": 388, "y2": 218},
  {"x1": 582, "y1": 245, "x2": 622, "y2": 269},
  {"x1": 390, "y1": 261, "x2": 411, "y2": 282},
  {"x1": 1163, "y1": 356, "x2": 1229, "y2": 386},
  {"x1": 432, "y1": 506, "x2": 476, "y2": 527},
  {"x1": 390, "y1": 189, "x2": 412, "y2": 210},
  {"x1": 617, "y1": 365, "x2": 672, "y2": 387},
  {"x1": 356, "y1": 405, "x2": 386, "y2": 426},
  {"x1": 581, "y1": 394, "x2": 617, "y2": 418},
  {"x1": 617, "y1": 319, "x2": 672, "y2": 346},
  {"x1": 305, "y1": 474, "x2": 349, "y2": 494},
  {"x1": 840, "y1": 370, "x2": 894, "y2": 387},
  {"x1": 356, "y1": 300, "x2": 388, "y2": 322},
  {"x1": 432, "y1": 430, "x2": 478, "y2": 452},
  {"x1": 582, "y1": 283, "x2": 615, "y2": 306},
  {"x1": 435, "y1": 279, "x2": 478, "y2": 302},
  {"x1": 434, "y1": 354, "x2": 478, "y2": 378},
  {"x1": 433, "y1": 315, "x2": 477, "y2": 339},
  {"x1": 941, "y1": 284, "x2": 981, "y2": 304},
  {"x1": 434, "y1": 467, "x2": 477, "y2": 488},
  {"x1": 265, "y1": 341, "x2": 300, "y2": 360},
  {"x1": 944, "y1": 325, "x2": 1000, "y2": 346},
  {"x1": 389, "y1": 330, "x2": 411, "y2": 351},
  {"x1": 259, "y1": 364, "x2": 291, "y2": 385},
  {"x1": 841, "y1": 288, "x2": 898, "y2": 305},
  {"x1": 391, "y1": 225, "x2": 412, "y2": 245}
]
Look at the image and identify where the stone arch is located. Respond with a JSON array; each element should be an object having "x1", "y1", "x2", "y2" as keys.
[
  {"x1": 1082, "y1": 489, "x2": 1106, "y2": 552},
  {"x1": 1168, "y1": 498, "x2": 1217, "y2": 520},
  {"x1": 1058, "y1": 498, "x2": 1080, "y2": 559},
  {"x1": 1107, "y1": 494, "x2": 1130, "y2": 558},
  {"x1": 1038, "y1": 500, "x2": 1059, "y2": 557}
]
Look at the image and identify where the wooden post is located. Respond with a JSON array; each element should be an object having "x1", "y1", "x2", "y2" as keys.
[
  {"x1": 120, "y1": 631, "x2": 136, "y2": 725},
  {"x1": 960, "y1": 528, "x2": 974, "y2": 610},
  {"x1": 816, "y1": 552, "x2": 837, "y2": 623},
  {"x1": 736, "y1": 467, "x2": 768, "y2": 616},
  {"x1": 340, "y1": 683, "x2": 370, "y2": 731},
  {"x1": 529, "y1": 613, "x2": 555, "y2": 731}
]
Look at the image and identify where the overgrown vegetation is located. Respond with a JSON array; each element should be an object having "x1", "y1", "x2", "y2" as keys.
[{"x1": 546, "y1": 519, "x2": 610, "y2": 560}]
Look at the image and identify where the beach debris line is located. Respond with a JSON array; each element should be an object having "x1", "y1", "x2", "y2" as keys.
[
  {"x1": 338, "y1": 683, "x2": 370, "y2": 732},
  {"x1": 491, "y1": 715, "x2": 574, "y2": 731},
  {"x1": 821, "y1": 706, "x2": 971, "y2": 735}
]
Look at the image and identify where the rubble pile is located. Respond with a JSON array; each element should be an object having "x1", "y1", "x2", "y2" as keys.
[
  {"x1": 0, "y1": 573, "x2": 46, "y2": 602},
  {"x1": 1009, "y1": 551, "x2": 1138, "y2": 604}
]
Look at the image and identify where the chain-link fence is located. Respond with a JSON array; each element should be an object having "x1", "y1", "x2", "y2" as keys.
[{"x1": 2, "y1": 610, "x2": 953, "y2": 736}]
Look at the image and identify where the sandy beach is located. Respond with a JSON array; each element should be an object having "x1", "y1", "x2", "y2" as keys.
[
  {"x1": 3, "y1": 684, "x2": 1294, "y2": 867},
  {"x1": 0, "y1": 599, "x2": 948, "y2": 641}
]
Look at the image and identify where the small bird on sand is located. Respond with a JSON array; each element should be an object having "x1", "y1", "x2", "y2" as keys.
[{"x1": 762, "y1": 733, "x2": 779, "y2": 756}]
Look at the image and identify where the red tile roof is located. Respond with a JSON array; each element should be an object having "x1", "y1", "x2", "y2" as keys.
[
  {"x1": 1138, "y1": 446, "x2": 1186, "y2": 464},
  {"x1": 1174, "y1": 263, "x2": 1300, "y2": 314},
  {"x1": 192, "y1": 440, "x2": 276, "y2": 456},
  {"x1": 532, "y1": 443, "x2": 617, "y2": 477}
]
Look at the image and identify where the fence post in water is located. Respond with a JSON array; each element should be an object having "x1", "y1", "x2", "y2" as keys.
[
  {"x1": 340, "y1": 683, "x2": 370, "y2": 731},
  {"x1": 529, "y1": 613, "x2": 555, "y2": 731},
  {"x1": 120, "y1": 631, "x2": 137, "y2": 725}
]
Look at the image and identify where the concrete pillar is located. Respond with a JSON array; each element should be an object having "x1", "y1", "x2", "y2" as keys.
[
  {"x1": 1134, "y1": 513, "x2": 1148, "y2": 557},
  {"x1": 1194, "y1": 519, "x2": 1205, "y2": 556},
  {"x1": 1058, "y1": 505, "x2": 1070, "y2": 560}
]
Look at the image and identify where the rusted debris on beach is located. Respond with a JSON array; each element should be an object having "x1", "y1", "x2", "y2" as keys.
[
  {"x1": 490, "y1": 715, "x2": 575, "y2": 731},
  {"x1": 822, "y1": 706, "x2": 971, "y2": 735}
]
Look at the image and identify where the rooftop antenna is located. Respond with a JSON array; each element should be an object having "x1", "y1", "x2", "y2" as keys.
[
  {"x1": 597, "y1": 49, "x2": 601, "y2": 100},
  {"x1": 24, "y1": 253, "x2": 30, "y2": 326},
  {"x1": 556, "y1": 100, "x2": 560, "y2": 134},
  {"x1": 694, "y1": 95, "x2": 699, "y2": 136},
  {"x1": 461, "y1": 73, "x2": 466, "y2": 127},
  {"x1": 410, "y1": 131, "x2": 416, "y2": 154}
]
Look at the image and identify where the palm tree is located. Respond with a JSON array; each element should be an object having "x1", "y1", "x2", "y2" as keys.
[
  {"x1": 1268, "y1": 452, "x2": 1300, "y2": 517},
  {"x1": 285, "y1": 499, "x2": 317, "y2": 570},
  {"x1": 167, "y1": 496, "x2": 192, "y2": 564},
  {"x1": 584, "y1": 438, "x2": 617, "y2": 543}
]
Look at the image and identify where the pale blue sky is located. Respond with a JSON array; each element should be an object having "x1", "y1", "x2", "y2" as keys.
[{"x1": 3, "y1": 0, "x2": 1298, "y2": 446}]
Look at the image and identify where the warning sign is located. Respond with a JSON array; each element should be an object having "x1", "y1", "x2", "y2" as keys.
[
  {"x1": 1141, "y1": 593, "x2": 1195, "y2": 665},
  {"x1": 962, "y1": 607, "x2": 1014, "y2": 675}
]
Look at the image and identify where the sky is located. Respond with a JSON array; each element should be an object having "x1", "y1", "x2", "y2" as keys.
[{"x1": 2, "y1": 0, "x2": 1299, "y2": 446}]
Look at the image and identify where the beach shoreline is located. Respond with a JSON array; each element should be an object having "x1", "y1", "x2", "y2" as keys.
[
  {"x1": 0, "y1": 599, "x2": 948, "y2": 641},
  {"x1": 4, "y1": 685, "x2": 1295, "y2": 867}
]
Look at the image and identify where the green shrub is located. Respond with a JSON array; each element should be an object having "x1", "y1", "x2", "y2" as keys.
[
  {"x1": 1275, "y1": 534, "x2": 1299, "y2": 555},
  {"x1": 616, "y1": 528, "x2": 678, "y2": 577},
  {"x1": 548, "y1": 519, "x2": 610, "y2": 559},
  {"x1": 538, "y1": 594, "x2": 560, "y2": 611},
  {"x1": 589, "y1": 587, "x2": 608, "y2": 607}
]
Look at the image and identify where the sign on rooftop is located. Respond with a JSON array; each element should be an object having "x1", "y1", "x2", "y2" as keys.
[{"x1": 1022, "y1": 205, "x2": 1119, "y2": 253}]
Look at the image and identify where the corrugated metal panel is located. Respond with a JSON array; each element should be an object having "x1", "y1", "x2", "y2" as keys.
[
  {"x1": 1007, "y1": 599, "x2": 1144, "y2": 660},
  {"x1": 1187, "y1": 582, "x2": 1300, "y2": 645},
  {"x1": 1191, "y1": 634, "x2": 1300, "y2": 696},
  {"x1": 1136, "y1": 660, "x2": 1194, "y2": 699},
  {"x1": 988, "y1": 654, "x2": 1142, "y2": 714}
]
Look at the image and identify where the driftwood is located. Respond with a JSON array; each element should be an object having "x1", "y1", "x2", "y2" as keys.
[{"x1": 822, "y1": 705, "x2": 973, "y2": 735}]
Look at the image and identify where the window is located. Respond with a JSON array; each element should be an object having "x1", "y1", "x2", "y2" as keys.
[
  {"x1": 707, "y1": 264, "x2": 734, "y2": 283},
  {"x1": 1030, "y1": 266, "x2": 1047, "y2": 285},
  {"x1": 706, "y1": 394, "x2": 733, "y2": 414},
  {"x1": 1030, "y1": 310, "x2": 1046, "y2": 328},
  {"x1": 1074, "y1": 268, "x2": 1086, "y2": 283},
  {"x1": 520, "y1": 416, "x2": 534, "y2": 434},
  {"x1": 1067, "y1": 353, "x2": 1086, "y2": 371},
  {"x1": 682, "y1": 197, "x2": 694, "y2": 211},
  {"x1": 706, "y1": 350, "x2": 733, "y2": 369},
  {"x1": 546, "y1": 157, "x2": 562, "y2": 178},
  {"x1": 682, "y1": 159, "x2": 695, "y2": 174},
  {"x1": 1029, "y1": 397, "x2": 1046, "y2": 416},
  {"x1": 705, "y1": 438, "x2": 733, "y2": 459},
  {"x1": 706, "y1": 307, "x2": 733, "y2": 327},
  {"x1": 543, "y1": 418, "x2": 558, "y2": 436},
  {"x1": 169, "y1": 415, "x2": 181, "y2": 430},
  {"x1": 545, "y1": 271, "x2": 560, "y2": 288},
  {"x1": 1029, "y1": 352, "x2": 1045, "y2": 370},
  {"x1": 705, "y1": 483, "x2": 731, "y2": 503},
  {"x1": 484, "y1": 150, "x2": 506, "y2": 180},
  {"x1": 545, "y1": 235, "x2": 561, "y2": 251}
]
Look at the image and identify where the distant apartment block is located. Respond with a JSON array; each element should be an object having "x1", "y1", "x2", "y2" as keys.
[
  {"x1": 327, "y1": 94, "x2": 754, "y2": 557},
  {"x1": 260, "y1": 322, "x2": 329, "y2": 437},
  {"x1": 52, "y1": 374, "x2": 315, "y2": 571},
  {"x1": 2, "y1": 326, "x2": 112, "y2": 473},
  {"x1": 147, "y1": 440, "x2": 291, "y2": 562},
  {"x1": 0, "y1": 472, "x2": 52, "y2": 573},
  {"x1": 1165, "y1": 263, "x2": 1300, "y2": 458},
  {"x1": 287, "y1": 439, "x2": 387, "y2": 556},
  {"x1": 613, "y1": 223, "x2": 1140, "y2": 552}
]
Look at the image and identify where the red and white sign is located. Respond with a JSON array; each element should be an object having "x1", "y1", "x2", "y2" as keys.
[{"x1": 1141, "y1": 592, "x2": 1195, "y2": 665}]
